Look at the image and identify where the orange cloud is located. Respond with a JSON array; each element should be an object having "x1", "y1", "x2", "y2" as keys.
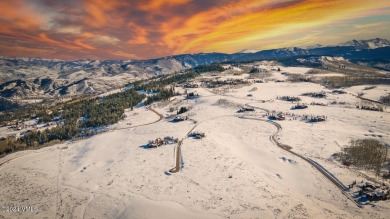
[
  {"x1": 38, "y1": 33, "x2": 80, "y2": 50},
  {"x1": 0, "y1": 0, "x2": 389, "y2": 60},
  {"x1": 83, "y1": 0, "x2": 124, "y2": 28},
  {"x1": 138, "y1": 0, "x2": 191, "y2": 10},
  {"x1": 162, "y1": 0, "x2": 390, "y2": 54},
  {"x1": 74, "y1": 39, "x2": 96, "y2": 50},
  {"x1": 127, "y1": 22, "x2": 149, "y2": 44},
  {"x1": 109, "y1": 50, "x2": 139, "y2": 59},
  {"x1": 0, "y1": 0, "x2": 44, "y2": 36}
]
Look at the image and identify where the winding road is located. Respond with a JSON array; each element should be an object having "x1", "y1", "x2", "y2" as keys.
[
  {"x1": 111, "y1": 106, "x2": 164, "y2": 131},
  {"x1": 203, "y1": 88, "x2": 361, "y2": 206},
  {"x1": 243, "y1": 103, "x2": 349, "y2": 191},
  {"x1": 241, "y1": 103, "x2": 361, "y2": 207}
]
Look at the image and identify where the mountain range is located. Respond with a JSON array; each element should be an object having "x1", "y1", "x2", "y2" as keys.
[{"x1": 0, "y1": 38, "x2": 389, "y2": 99}]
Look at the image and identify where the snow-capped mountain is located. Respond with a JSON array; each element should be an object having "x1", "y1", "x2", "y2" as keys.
[
  {"x1": 1, "y1": 38, "x2": 389, "y2": 99},
  {"x1": 305, "y1": 44, "x2": 324, "y2": 49},
  {"x1": 339, "y1": 38, "x2": 390, "y2": 49},
  {"x1": 237, "y1": 49, "x2": 259, "y2": 53}
]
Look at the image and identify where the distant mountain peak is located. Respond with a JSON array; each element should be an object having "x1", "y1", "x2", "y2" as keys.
[
  {"x1": 278, "y1": 47, "x2": 306, "y2": 52},
  {"x1": 339, "y1": 38, "x2": 390, "y2": 49},
  {"x1": 305, "y1": 44, "x2": 324, "y2": 49},
  {"x1": 237, "y1": 49, "x2": 259, "y2": 53}
]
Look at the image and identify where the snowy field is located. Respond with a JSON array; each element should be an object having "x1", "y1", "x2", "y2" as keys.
[{"x1": 0, "y1": 66, "x2": 389, "y2": 219}]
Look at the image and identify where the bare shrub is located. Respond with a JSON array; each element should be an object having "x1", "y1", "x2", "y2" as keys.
[
  {"x1": 319, "y1": 76, "x2": 390, "y2": 88},
  {"x1": 215, "y1": 99, "x2": 243, "y2": 108},
  {"x1": 341, "y1": 139, "x2": 388, "y2": 176},
  {"x1": 277, "y1": 96, "x2": 301, "y2": 102},
  {"x1": 248, "y1": 87, "x2": 258, "y2": 92},
  {"x1": 379, "y1": 93, "x2": 390, "y2": 104},
  {"x1": 287, "y1": 74, "x2": 311, "y2": 82}
]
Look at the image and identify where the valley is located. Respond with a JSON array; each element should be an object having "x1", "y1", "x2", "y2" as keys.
[{"x1": 0, "y1": 59, "x2": 389, "y2": 218}]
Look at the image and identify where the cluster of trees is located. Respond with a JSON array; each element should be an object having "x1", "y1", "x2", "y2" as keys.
[
  {"x1": 341, "y1": 139, "x2": 388, "y2": 176},
  {"x1": 177, "y1": 107, "x2": 188, "y2": 114},
  {"x1": 0, "y1": 98, "x2": 20, "y2": 112},
  {"x1": 134, "y1": 71, "x2": 198, "y2": 92},
  {"x1": 133, "y1": 64, "x2": 223, "y2": 93},
  {"x1": 249, "y1": 68, "x2": 260, "y2": 73},
  {"x1": 144, "y1": 87, "x2": 175, "y2": 105},
  {"x1": 0, "y1": 89, "x2": 145, "y2": 156},
  {"x1": 0, "y1": 62, "x2": 228, "y2": 156},
  {"x1": 136, "y1": 67, "x2": 209, "y2": 105},
  {"x1": 320, "y1": 76, "x2": 390, "y2": 88},
  {"x1": 277, "y1": 96, "x2": 301, "y2": 102},
  {"x1": 380, "y1": 93, "x2": 390, "y2": 104},
  {"x1": 0, "y1": 102, "x2": 43, "y2": 125},
  {"x1": 193, "y1": 64, "x2": 225, "y2": 73}
]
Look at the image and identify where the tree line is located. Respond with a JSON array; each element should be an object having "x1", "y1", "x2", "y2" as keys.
[
  {"x1": 0, "y1": 63, "x2": 222, "y2": 156},
  {"x1": 0, "y1": 89, "x2": 145, "y2": 156}
]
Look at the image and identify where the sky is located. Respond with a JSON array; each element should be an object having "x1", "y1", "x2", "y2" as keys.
[{"x1": 0, "y1": 0, "x2": 389, "y2": 60}]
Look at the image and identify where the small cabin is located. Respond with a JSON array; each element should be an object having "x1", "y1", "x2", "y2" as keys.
[
  {"x1": 237, "y1": 107, "x2": 255, "y2": 113},
  {"x1": 147, "y1": 136, "x2": 178, "y2": 148},
  {"x1": 268, "y1": 114, "x2": 285, "y2": 121},
  {"x1": 163, "y1": 136, "x2": 179, "y2": 144},
  {"x1": 308, "y1": 116, "x2": 326, "y2": 122},
  {"x1": 186, "y1": 92, "x2": 200, "y2": 99},
  {"x1": 173, "y1": 116, "x2": 188, "y2": 122}
]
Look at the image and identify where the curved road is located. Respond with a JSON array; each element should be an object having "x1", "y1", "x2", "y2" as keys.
[
  {"x1": 111, "y1": 106, "x2": 164, "y2": 131},
  {"x1": 242, "y1": 103, "x2": 361, "y2": 207},
  {"x1": 243, "y1": 103, "x2": 348, "y2": 191},
  {"x1": 169, "y1": 115, "x2": 233, "y2": 173},
  {"x1": 203, "y1": 88, "x2": 361, "y2": 206}
]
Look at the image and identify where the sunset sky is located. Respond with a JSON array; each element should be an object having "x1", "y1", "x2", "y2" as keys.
[{"x1": 0, "y1": 0, "x2": 389, "y2": 60}]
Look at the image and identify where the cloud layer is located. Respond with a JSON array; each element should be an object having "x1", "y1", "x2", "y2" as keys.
[{"x1": 0, "y1": 0, "x2": 389, "y2": 59}]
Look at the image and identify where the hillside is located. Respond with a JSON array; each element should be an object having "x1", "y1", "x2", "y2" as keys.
[{"x1": 0, "y1": 38, "x2": 389, "y2": 101}]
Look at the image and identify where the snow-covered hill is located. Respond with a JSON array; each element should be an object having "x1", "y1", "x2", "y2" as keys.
[
  {"x1": 1, "y1": 38, "x2": 389, "y2": 99},
  {"x1": 339, "y1": 38, "x2": 390, "y2": 49}
]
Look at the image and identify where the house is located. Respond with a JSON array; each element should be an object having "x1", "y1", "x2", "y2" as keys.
[
  {"x1": 308, "y1": 116, "x2": 326, "y2": 122},
  {"x1": 237, "y1": 107, "x2": 255, "y2": 113},
  {"x1": 186, "y1": 92, "x2": 200, "y2": 99},
  {"x1": 268, "y1": 113, "x2": 285, "y2": 120},
  {"x1": 183, "y1": 83, "x2": 199, "y2": 88},
  {"x1": 147, "y1": 136, "x2": 178, "y2": 148},
  {"x1": 147, "y1": 138, "x2": 163, "y2": 148},
  {"x1": 173, "y1": 116, "x2": 188, "y2": 122},
  {"x1": 163, "y1": 136, "x2": 178, "y2": 144}
]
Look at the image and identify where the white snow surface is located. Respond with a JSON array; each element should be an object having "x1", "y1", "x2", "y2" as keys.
[{"x1": 0, "y1": 70, "x2": 389, "y2": 219}]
